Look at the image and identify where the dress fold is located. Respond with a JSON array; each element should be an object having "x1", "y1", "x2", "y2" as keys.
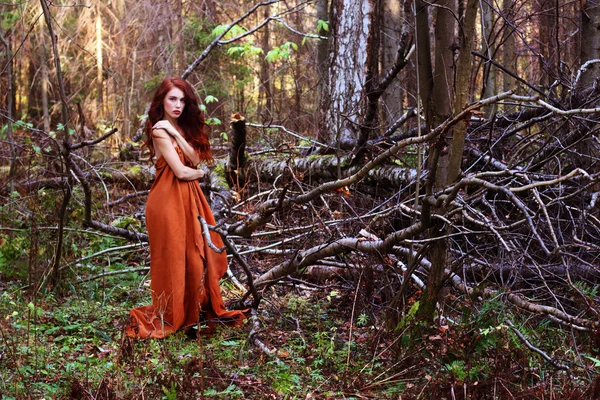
[{"x1": 127, "y1": 148, "x2": 246, "y2": 339}]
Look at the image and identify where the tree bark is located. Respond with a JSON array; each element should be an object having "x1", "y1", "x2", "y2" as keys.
[
  {"x1": 414, "y1": 0, "x2": 457, "y2": 323},
  {"x1": 481, "y1": 0, "x2": 497, "y2": 117},
  {"x1": 535, "y1": 0, "x2": 555, "y2": 88},
  {"x1": 326, "y1": 0, "x2": 377, "y2": 141},
  {"x1": 257, "y1": 5, "x2": 273, "y2": 120},
  {"x1": 447, "y1": 0, "x2": 478, "y2": 184},
  {"x1": 96, "y1": 4, "x2": 104, "y2": 119},
  {"x1": 380, "y1": 0, "x2": 404, "y2": 124},
  {"x1": 316, "y1": 0, "x2": 330, "y2": 143},
  {"x1": 227, "y1": 113, "x2": 248, "y2": 188},
  {"x1": 39, "y1": 19, "x2": 51, "y2": 133},
  {"x1": 0, "y1": 25, "x2": 16, "y2": 193},
  {"x1": 502, "y1": 0, "x2": 517, "y2": 94},
  {"x1": 580, "y1": 0, "x2": 600, "y2": 88},
  {"x1": 40, "y1": 0, "x2": 75, "y2": 289}
]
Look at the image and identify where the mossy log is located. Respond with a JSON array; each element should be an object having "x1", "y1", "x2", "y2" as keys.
[{"x1": 251, "y1": 155, "x2": 418, "y2": 189}]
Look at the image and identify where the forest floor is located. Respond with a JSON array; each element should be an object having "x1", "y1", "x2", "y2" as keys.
[{"x1": 0, "y1": 266, "x2": 596, "y2": 399}]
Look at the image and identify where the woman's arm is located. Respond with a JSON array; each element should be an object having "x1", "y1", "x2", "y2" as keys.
[
  {"x1": 152, "y1": 120, "x2": 201, "y2": 166},
  {"x1": 152, "y1": 129, "x2": 204, "y2": 181}
]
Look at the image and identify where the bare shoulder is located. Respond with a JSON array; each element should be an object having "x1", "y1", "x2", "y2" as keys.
[{"x1": 151, "y1": 128, "x2": 169, "y2": 139}]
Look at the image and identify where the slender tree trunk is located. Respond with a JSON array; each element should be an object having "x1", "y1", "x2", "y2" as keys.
[
  {"x1": 447, "y1": 0, "x2": 478, "y2": 184},
  {"x1": 96, "y1": 5, "x2": 104, "y2": 119},
  {"x1": 0, "y1": 25, "x2": 16, "y2": 194},
  {"x1": 536, "y1": 0, "x2": 554, "y2": 88},
  {"x1": 39, "y1": 20, "x2": 51, "y2": 133},
  {"x1": 431, "y1": 0, "x2": 456, "y2": 188},
  {"x1": 355, "y1": 0, "x2": 382, "y2": 153},
  {"x1": 381, "y1": 0, "x2": 404, "y2": 125},
  {"x1": 175, "y1": 0, "x2": 184, "y2": 74},
  {"x1": 502, "y1": 0, "x2": 517, "y2": 93},
  {"x1": 40, "y1": 0, "x2": 73, "y2": 289},
  {"x1": 122, "y1": 43, "x2": 130, "y2": 139},
  {"x1": 414, "y1": 0, "x2": 457, "y2": 324},
  {"x1": 316, "y1": 0, "x2": 329, "y2": 143},
  {"x1": 258, "y1": 5, "x2": 273, "y2": 120},
  {"x1": 481, "y1": 0, "x2": 497, "y2": 117},
  {"x1": 414, "y1": 0, "x2": 433, "y2": 126}
]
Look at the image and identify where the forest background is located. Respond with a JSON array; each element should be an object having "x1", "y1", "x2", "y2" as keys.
[{"x1": 2, "y1": 0, "x2": 600, "y2": 398}]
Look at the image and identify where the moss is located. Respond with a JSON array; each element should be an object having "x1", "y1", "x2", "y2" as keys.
[{"x1": 211, "y1": 160, "x2": 231, "y2": 188}]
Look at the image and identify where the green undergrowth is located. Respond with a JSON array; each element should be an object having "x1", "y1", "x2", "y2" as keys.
[
  {"x1": 0, "y1": 275, "x2": 597, "y2": 399},
  {"x1": 0, "y1": 277, "x2": 406, "y2": 399}
]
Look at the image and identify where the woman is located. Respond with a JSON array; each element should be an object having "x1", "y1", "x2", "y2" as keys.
[{"x1": 126, "y1": 77, "x2": 246, "y2": 338}]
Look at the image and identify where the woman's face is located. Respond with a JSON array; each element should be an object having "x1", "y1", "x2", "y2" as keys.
[{"x1": 163, "y1": 87, "x2": 185, "y2": 120}]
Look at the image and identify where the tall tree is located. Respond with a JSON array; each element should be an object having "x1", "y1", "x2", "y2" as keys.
[{"x1": 413, "y1": 0, "x2": 458, "y2": 322}]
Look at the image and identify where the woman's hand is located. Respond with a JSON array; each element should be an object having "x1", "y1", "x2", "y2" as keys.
[{"x1": 152, "y1": 120, "x2": 180, "y2": 138}]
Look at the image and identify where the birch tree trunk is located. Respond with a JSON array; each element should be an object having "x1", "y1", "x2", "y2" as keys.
[
  {"x1": 581, "y1": 0, "x2": 600, "y2": 88},
  {"x1": 327, "y1": 0, "x2": 379, "y2": 143}
]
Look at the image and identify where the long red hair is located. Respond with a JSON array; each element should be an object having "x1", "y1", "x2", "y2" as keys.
[{"x1": 144, "y1": 77, "x2": 211, "y2": 161}]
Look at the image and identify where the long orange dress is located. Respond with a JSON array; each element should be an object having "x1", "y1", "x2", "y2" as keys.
[{"x1": 126, "y1": 147, "x2": 246, "y2": 338}]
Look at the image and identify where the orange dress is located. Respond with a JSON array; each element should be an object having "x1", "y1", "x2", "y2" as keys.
[{"x1": 127, "y1": 147, "x2": 246, "y2": 338}]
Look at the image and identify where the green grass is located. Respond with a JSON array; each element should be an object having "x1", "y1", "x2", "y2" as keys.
[
  {"x1": 0, "y1": 278, "x2": 406, "y2": 399},
  {"x1": 0, "y1": 275, "x2": 595, "y2": 399}
]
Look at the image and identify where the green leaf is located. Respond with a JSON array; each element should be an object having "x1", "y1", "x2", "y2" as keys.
[
  {"x1": 227, "y1": 46, "x2": 246, "y2": 57},
  {"x1": 227, "y1": 44, "x2": 263, "y2": 58},
  {"x1": 206, "y1": 117, "x2": 222, "y2": 126},
  {"x1": 586, "y1": 355, "x2": 600, "y2": 367},
  {"x1": 204, "y1": 95, "x2": 219, "y2": 104},
  {"x1": 265, "y1": 48, "x2": 280, "y2": 63},
  {"x1": 317, "y1": 19, "x2": 329, "y2": 33},
  {"x1": 211, "y1": 24, "x2": 247, "y2": 39}
]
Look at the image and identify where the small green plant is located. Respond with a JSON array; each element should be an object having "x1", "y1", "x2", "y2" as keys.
[
  {"x1": 211, "y1": 24, "x2": 247, "y2": 39},
  {"x1": 356, "y1": 313, "x2": 369, "y2": 327},
  {"x1": 445, "y1": 360, "x2": 468, "y2": 381},
  {"x1": 265, "y1": 42, "x2": 298, "y2": 63},
  {"x1": 573, "y1": 281, "x2": 598, "y2": 298}
]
